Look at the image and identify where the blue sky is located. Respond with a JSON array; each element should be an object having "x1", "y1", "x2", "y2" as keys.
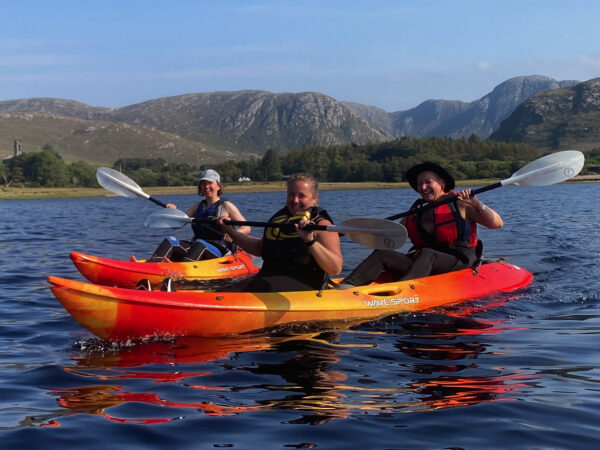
[{"x1": 1, "y1": 0, "x2": 599, "y2": 111}]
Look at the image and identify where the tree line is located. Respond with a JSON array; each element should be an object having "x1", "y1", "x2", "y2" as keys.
[
  {"x1": 212, "y1": 137, "x2": 600, "y2": 183},
  {"x1": 1, "y1": 145, "x2": 97, "y2": 188},
  {"x1": 2, "y1": 138, "x2": 599, "y2": 188},
  {"x1": 0, "y1": 146, "x2": 197, "y2": 188}
]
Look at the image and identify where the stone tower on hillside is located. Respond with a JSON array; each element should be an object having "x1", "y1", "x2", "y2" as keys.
[{"x1": 14, "y1": 139, "x2": 22, "y2": 157}]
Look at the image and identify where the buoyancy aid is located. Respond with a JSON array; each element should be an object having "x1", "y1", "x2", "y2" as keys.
[
  {"x1": 191, "y1": 199, "x2": 229, "y2": 249},
  {"x1": 259, "y1": 206, "x2": 333, "y2": 289},
  {"x1": 405, "y1": 192, "x2": 479, "y2": 263}
]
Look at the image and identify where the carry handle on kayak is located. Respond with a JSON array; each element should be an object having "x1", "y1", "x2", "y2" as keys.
[{"x1": 386, "y1": 150, "x2": 584, "y2": 221}]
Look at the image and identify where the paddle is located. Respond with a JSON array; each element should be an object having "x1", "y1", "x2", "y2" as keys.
[
  {"x1": 385, "y1": 150, "x2": 585, "y2": 221},
  {"x1": 96, "y1": 167, "x2": 168, "y2": 207},
  {"x1": 144, "y1": 208, "x2": 408, "y2": 250}
]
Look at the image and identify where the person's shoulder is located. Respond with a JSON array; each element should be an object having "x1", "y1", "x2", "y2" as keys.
[
  {"x1": 315, "y1": 207, "x2": 333, "y2": 223},
  {"x1": 222, "y1": 199, "x2": 238, "y2": 209}
]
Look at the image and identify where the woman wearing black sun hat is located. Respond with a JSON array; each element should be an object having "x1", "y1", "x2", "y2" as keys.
[{"x1": 337, "y1": 162, "x2": 503, "y2": 288}]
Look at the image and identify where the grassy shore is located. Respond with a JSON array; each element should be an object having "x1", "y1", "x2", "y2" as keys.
[{"x1": 1, "y1": 175, "x2": 598, "y2": 200}]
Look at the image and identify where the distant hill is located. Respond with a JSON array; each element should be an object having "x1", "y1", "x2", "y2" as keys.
[
  {"x1": 0, "y1": 92, "x2": 392, "y2": 164},
  {"x1": 0, "y1": 111, "x2": 239, "y2": 165},
  {"x1": 347, "y1": 75, "x2": 578, "y2": 139},
  {"x1": 390, "y1": 99, "x2": 470, "y2": 137},
  {"x1": 106, "y1": 91, "x2": 392, "y2": 154},
  {"x1": 491, "y1": 77, "x2": 600, "y2": 150},
  {"x1": 0, "y1": 75, "x2": 584, "y2": 166}
]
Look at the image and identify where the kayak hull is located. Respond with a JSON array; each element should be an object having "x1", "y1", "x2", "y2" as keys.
[
  {"x1": 70, "y1": 251, "x2": 258, "y2": 288},
  {"x1": 49, "y1": 261, "x2": 533, "y2": 341}
]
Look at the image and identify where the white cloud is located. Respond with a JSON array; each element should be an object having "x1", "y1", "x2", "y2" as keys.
[
  {"x1": 580, "y1": 53, "x2": 600, "y2": 68},
  {"x1": 476, "y1": 60, "x2": 491, "y2": 71}
]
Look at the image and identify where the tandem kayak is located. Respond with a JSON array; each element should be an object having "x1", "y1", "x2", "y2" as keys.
[
  {"x1": 49, "y1": 261, "x2": 533, "y2": 341},
  {"x1": 70, "y1": 250, "x2": 259, "y2": 289}
]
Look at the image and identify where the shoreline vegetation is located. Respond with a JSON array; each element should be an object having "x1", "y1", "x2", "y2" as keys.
[{"x1": 1, "y1": 175, "x2": 598, "y2": 201}]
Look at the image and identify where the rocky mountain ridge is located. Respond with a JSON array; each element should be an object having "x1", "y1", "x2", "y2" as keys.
[
  {"x1": 491, "y1": 77, "x2": 600, "y2": 150},
  {"x1": 0, "y1": 75, "x2": 589, "y2": 166}
]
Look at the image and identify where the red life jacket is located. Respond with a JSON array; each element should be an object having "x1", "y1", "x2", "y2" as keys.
[{"x1": 405, "y1": 192, "x2": 479, "y2": 261}]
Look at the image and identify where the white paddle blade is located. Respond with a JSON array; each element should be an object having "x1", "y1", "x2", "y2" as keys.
[
  {"x1": 504, "y1": 150, "x2": 585, "y2": 187},
  {"x1": 343, "y1": 232, "x2": 405, "y2": 250},
  {"x1": 337, "y1": 218, "x2": 408, "y2": 250},
  {"x1": 144, "y1": 208, "x2": 191, "y2": 228},
  {"x1": 96, "y1": 167, "x2": 149, "y2": 199}
]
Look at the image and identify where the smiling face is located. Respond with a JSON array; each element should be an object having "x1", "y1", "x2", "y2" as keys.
[
  {"x1": 416, "y1": 170, "x2": 446, "y2": 202},
  {"x1": 286, "y1": 179, "x2": 318, "y2": 215},
  {"x1": 198, "y1": 180, "x2": 221, "y2": 199}
]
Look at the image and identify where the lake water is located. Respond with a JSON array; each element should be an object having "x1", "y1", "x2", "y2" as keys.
[{"x1": 1, "y1": 183, "x2": 599, "y2": 448}]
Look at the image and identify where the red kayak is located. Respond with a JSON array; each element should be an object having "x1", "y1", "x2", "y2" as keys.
[
  {"x1": 70, "y1": 250, "x2": 258, "y2": 289},
  {"x1": 49, "y1": 261, "x2": 533, "y2": 340}
]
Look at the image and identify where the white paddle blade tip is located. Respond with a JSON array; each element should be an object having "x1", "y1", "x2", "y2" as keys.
[
  {"x1": 144, "y1": 209, "x2": 191, "y2": 228},
  {"x1": 506, "y1": 150, "x2": 585, "y2": 187},
  {"x1": 96, "y1": 167, "x2": 147, "y2": 198},
  {"x1": 338, "y1": 218, "x2": 408, "y2": 249},
  {"x1": 348, "y1": 233, "x2": 406, "y2": 250}
]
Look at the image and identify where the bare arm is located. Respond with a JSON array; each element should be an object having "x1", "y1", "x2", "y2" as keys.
[
  {"x1": 185, "y1": 202, "x2": 199, "y2": 216},
  {"x1": 217, "y1": 217, "x2": 263, "y2": 256},
  {"x1": 456, "y1": 189, "x2": 503, "y2": 229},
  {"x1": 223, "y1": 201, "x2": 251, "y2": 236},
  {"x1": 297, "y1": 219, "x2": 343, "y2": 275}
]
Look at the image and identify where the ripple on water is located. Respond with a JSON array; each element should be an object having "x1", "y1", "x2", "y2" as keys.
[{"x1": 0, "y1": 186, "x2": 599, "y2": 446}]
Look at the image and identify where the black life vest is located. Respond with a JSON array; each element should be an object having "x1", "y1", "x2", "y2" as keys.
[{"x1": 259, "y1": 206, "x2": 333, "y2": 290}]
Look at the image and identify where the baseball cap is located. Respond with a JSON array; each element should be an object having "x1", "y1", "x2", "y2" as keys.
[{"x1": 199, "y1": 169, "x2": 220, "y2": 183}]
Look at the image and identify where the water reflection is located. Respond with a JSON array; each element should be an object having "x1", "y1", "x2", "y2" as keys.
[{"x1": 41, "y1": 297, "x2": 538, "y2": 426}]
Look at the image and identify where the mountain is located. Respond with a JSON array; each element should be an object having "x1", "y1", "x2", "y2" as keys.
[
  {"x1": 346, "y1": 75, "x2": 577, "y2": 139},
  {"x1": 390, "y1": 99, "x2": 470, "y2": 137},
  {"x1": 340, "y1": 102, "x2": 395, "y2": 135},
  {"x1": 107, "y1": 91, "x2": 392, "y2": 154},
  {"x1": 0, "y1": 97, "x2": 110, "y2": 119},
  {"x1": 0, "y1": 75, "x2": 584, "y2": 166},
  {"x1": 0, "y1": 91, "x2": 392, "y2": 163},
  {"x1": 490, "y1": 77, "x2": 600, "y2": 150},
  {"x1": 0, "y1": 111, "x2": 238, "y2": 165}
]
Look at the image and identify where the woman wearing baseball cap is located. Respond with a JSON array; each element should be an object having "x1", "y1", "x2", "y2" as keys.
[
  {"x1": 337, "y1": 162, "x2": 503, "y2": 288},
  {"x1": 148, "y1": 168, "x2": 250, "y2": 263}
]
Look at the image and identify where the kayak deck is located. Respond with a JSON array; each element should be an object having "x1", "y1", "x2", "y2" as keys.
[
  {"x1": 49, "y1": 261, "x2": 533, "y2": 340},
  {"x1": 70, "y1": 250, "x2": 259, "y2": 289}
]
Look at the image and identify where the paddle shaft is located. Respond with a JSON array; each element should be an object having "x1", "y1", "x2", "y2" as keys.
[
  {"x1": 149, "y1": 196, "x2": 169, "y2": 208},
  {"x1": 385, "y1": 182, "x2": 502, "y2": 221},
  {"x1": 197, "y1": 218, "x2": 340, "y2": 232}
]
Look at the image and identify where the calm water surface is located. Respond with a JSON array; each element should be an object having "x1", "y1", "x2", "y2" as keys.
[{"x1": 1, "y1": 184, "x2": 599, "y2": 448}]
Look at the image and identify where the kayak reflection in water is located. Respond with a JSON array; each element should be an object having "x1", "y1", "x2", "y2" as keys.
[
  {"x1": 338, "y1": 162, "x2": 503, "y2": 288},
  {"x1": 149, "y1": 169, "x2": 251, "y2": 262},
  {"x1": 219, "y1": 172, "x2": 343, "y2": 292}
]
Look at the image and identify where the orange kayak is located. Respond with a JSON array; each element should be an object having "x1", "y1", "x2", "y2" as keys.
[
  {"x1": 70, "y1": 250, "x2": 259, "y2": 289},
  {"x1": 49, "y1": 261, "x2": 533, "y2": 341}
]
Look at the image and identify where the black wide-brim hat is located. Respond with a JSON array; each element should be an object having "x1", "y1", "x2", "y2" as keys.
[{"x1": 406, "y1": 162, "x2": 455, "y2": 192}]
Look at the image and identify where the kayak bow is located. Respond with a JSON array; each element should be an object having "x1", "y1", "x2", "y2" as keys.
[{"x1": 70, "y1": 250, "x2": 259, "y2": 289}]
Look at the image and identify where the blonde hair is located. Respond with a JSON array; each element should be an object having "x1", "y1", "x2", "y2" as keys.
[{"x1": 287, "y1": 172, "x2": 319, "y2": 196}]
